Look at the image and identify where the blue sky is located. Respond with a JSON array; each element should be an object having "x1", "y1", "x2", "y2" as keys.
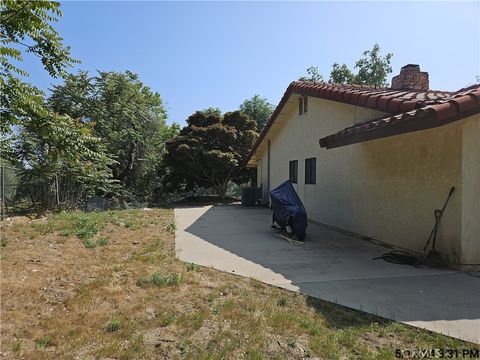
[{"x1": 23, "y1": 1, "x2": 480, "y2": 126}]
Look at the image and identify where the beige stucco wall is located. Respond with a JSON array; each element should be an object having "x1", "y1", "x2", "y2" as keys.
[
  {"x1": 255, "y1": 96, "x2": 479, "y2": 265},
  {"x1": 461, "y1": 115, "x2": 480, "y2": 264}
]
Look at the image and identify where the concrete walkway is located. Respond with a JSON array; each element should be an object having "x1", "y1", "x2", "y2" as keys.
[{"x1": 175, "y1": 204, "x2": 480, "y2": 344}]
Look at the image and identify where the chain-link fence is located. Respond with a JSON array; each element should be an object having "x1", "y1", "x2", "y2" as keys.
[
  {"x1": 1, "y1": 166, "x2": 22, "y2": 219},
  {"x1": 0, "y1": 166, "x2": 87, "y2": 219}
]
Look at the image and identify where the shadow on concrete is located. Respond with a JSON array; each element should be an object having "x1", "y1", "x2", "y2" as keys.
[{"x1": 179, "y1": 204, "x2": 480, "y2": 342}]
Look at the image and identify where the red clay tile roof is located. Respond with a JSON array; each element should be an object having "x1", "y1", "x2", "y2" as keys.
[
  {"x1": 245, "y1": 81, "x2": 480, "y2": 163},
  {"x1": 319, "y1": 84, "x2": 480, "y2": 148}
]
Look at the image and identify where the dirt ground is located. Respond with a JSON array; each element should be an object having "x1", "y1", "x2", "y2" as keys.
[{"x1": 0, "y1": 209, "x2": 475, "y2": 359}]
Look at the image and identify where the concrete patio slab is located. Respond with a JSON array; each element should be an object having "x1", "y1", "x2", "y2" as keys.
[{"x1": 175, "y1": 204, "x2": 480, "y2": 343}]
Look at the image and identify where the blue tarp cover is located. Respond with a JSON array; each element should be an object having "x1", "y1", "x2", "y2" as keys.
[{"x1": 270, "y1": 180, "x2": 308, "y2": 240}]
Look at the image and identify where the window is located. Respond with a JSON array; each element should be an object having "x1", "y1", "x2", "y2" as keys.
[
  {"x1": 289, "y1": 160, "x2": 298, "y2": 184},
  {"x1": 305, "y1": 158, "x2": 316, "y2": 184},
  {"x1": 298, "y1": 96, "x2": 308, "y2": 115}
]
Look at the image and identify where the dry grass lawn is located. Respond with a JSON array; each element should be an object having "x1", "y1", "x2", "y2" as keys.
[{"x1": 0, "y1": 209, "x2": 475, "y2": 359}]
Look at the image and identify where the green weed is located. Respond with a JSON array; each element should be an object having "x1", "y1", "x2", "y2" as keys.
[{"x1": 105, "y1": 319, "x2": 121, "y2": 333}]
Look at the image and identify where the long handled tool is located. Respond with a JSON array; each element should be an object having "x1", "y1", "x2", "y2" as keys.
[{"x1": 415, "y1": 186, "x2": 455, "y2": 266}]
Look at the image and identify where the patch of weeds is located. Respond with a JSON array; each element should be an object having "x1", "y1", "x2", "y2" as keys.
[
  {"x1": 276, "y1": 296, "x2": 288, "y2": 307},
  {"x1": 1, "y1": 238, "x2": 7, "y2": 247},
  {"x1": 113, "y1": 265, "x2": 122, "y2": 272},
  {"x1": 35, "y1": 336, "x2": 53, "y2": 349},
  {"x1": 246, "y1": 349, "x2": 263, "y2": 360},
  {"x1": 83, "y1": 237, "x2": 109, "y2": 249},
  {"x1": 121, "y1": 334, "x2": 145, "y2": 359},
  {"x1": 185, "y1": 262, "x2": 199, "y2": 271},
  {"x1": 105, "y1": 319, "x2": 121, "y2": 333},
  {"x1": 191, "y1": 311, "x2": 206, "y2": 331},
  {"x1": 136, "y1": 276, "x2": 150, "y2": 288},
  {"x1": 59, "y1": 229, "x2": 72, "y2": 237},
  {"x1": 300, "y1": 319, "x2": 321, "y2": 336},
  {"x1": 166, "y1": 222, "x2": 176, "y2": 234},
  {"x1": 160, "y1": 313, "x2": 176, "y2": 327},
  {"x1": 137, "y1": 271, "x2": 182, "y2": 288},
  {"x1": 12, "y1": 340, "x2": 21, "y2": 352},
  {"x1": 83, "y1": 239, "x2": 96, "y2": 249},
  {"x1": 124, "y1": 219, "x2": 135, "y2": 228},
  {"x1": 75, "y1": 215, "x2": 101, "y2": 240},
  {"x1": 152, "y1": 271, "x2": 181, "y2": 286},
  {"x1": 287, "y1": 339, "x2": 296, "y2": 348},
  {"x1": 178, "y1": 341, "x2": 189, "y2": 356},
  {"x1": 96, "y1": 237, "x2": 109, "y2": 246}
]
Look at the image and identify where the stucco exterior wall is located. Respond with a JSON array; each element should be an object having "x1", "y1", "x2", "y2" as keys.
[
  {"x1": 255, "y1": 96, "x2": 478, "y2": 265},
  {"x1": 461, "y1": 115, "x2": 480, "y2": 264}
]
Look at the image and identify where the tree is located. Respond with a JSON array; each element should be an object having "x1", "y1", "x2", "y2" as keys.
[
  {"x1": 164, "y1": 110, "x2": 258, "y2": 199},
  {"x1": 239, "y1": 95, "x2": 274, "y2": 131},
  {"x1": 354, "y1": 44, "x2": 393, "y2": 87},
  {"x1": 329, "y1": 63, "x2": 355, "y2": 84},
  {"x1": 1, "y1": 1, "x2": 116, "y2": 207},
  {"x1": 299, "y1": 66, "x2": 323, "y2": 82},
  {"x1": 1, "y1": 1, "x2": 78, "y2": 146},
  {"x1": 48, "y1": 70, "x2": 174, "y2": 201}
]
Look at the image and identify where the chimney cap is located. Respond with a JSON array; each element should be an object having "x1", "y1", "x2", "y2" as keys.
[{"x1": 401, "y1": 64, "x2": 421, "y2": 71}]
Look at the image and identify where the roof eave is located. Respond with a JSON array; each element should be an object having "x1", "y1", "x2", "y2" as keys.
[{"x1": 319, "y1": 107, "x2": 480, "y2": 149}]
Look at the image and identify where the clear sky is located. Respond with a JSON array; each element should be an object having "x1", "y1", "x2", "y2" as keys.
[{"x1": 23, "y1": 1, "x2": 480, "y2": 126}]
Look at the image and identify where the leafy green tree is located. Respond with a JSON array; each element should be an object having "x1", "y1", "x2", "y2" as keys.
[
  {"x1": 1, "y1": 0, "x2": 115, "y2": 207},
  {"x1": 1, "y1": 0, "x2": 77, "y2": 158},
  {"x1": 299, "y1": 66, "x2": 323, "y2": 82},
  {"x1": 329, "y1": 63, "x2": 355, "y2": 84},
  {"x1": 202, "y1": 107, "x2": 222, "y2": 117},
  {"x1": 239, "y1": 95, "x2": 274, "y2": 131},
  {"x1": 307, "y1": 44, "x2": 393, "y2": 87},
  {"x1": 48, "y1": 70, "x2": 174, "y2": 201},
  {"x1": 354, "y1": 44, "x2": 393, "y2": 87},
  {"x1": 164, "y1": 110, "x2": 258, "y2": 199}
]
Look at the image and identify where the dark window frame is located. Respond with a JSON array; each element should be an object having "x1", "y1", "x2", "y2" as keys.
[
  {"x1": 289, "y1": 160, "x2": 298, "y2": 184},
  {"x1": 305, "y1": 157, "x2": 316, "y2": 184}
]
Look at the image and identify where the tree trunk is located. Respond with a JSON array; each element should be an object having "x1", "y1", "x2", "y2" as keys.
[{"x1": 213, "y1": 182, "x2": 228, "y2": 201}]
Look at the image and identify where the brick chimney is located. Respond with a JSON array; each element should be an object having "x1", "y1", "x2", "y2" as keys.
[{"x1": 391, "y1": 64, "x2": 429, "y2": 91}]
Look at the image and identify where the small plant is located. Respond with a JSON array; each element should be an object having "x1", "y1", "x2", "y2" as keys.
[
  {"x1": 124, "y1": 219, "x2": 134, "y2": 228},
  {"x1": 59, "y1": 229, "x2": 72, "y2": 237},
  {"x1": 83, "y1": 239, "x2": 96, "y2": 249},
  {"x1": 185, "y1": 262, "x2": 199, "y2": 272},
  {"x1": 35, "y1": 336, "x2": 53, "y2": 349},
  {"x1": 299, "y1": 319, "x2": 321, "y2": 335},
  {"x1": 137, "y1": 271, "x2": 182, "y2": 288},
  {"x1": 160, "y1": 313, "x2": 176, "y2": 327},
  {"x1": 287, "y1": 339, "x2": 296, "y2": 348},
  {"x1": 96, "y1": 237, "x2": 109, "y2": 246},
  {"x1": 12, "y1": 340, "x2": 21, "y2": 352},
  {"x1": 166, "y1": 222, "x2": 176, "y2": 234},
  {"x1": 136, "y1": 276, "x2": 150, "y2": 288},
  {"x1": 105, "y1": 319, "x2": 121, "y2": 333},
  {"x1": 276, "y1": 297, "x2": 287, "y2": 307},
  {"x1": 75, "y1": 215, "x2": 101, "y2": 240},
  {"x1": 1, "y1": 238, "x2": 7, "y2": 247}
]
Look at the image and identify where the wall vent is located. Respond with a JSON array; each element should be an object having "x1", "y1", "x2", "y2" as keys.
[{"x1": 298, "y1": 96, "x2": 308, "y2": 115}]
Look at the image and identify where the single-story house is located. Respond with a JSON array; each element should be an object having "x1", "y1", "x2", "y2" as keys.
[{"x1": 245, "y1": 65, "x2": 480, "y2": 268}]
